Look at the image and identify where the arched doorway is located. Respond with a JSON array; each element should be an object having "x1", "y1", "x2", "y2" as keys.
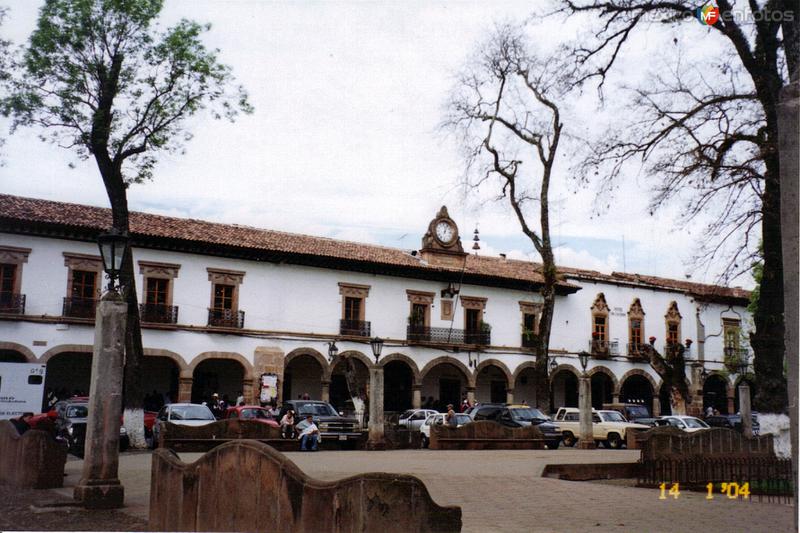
[
  {"x1": 383, "y1": 360, "x2": 413, "y2": 413},
  {"x1": 659, "y1": 383, "x2": 672, "y2": 416},
  {"x1": 191, "y1": 359, "x2": 245, "y2": 405},
  {"x1": 475, "y1": 364, "x2": 509, "y2": 404},
  {"x1": 283, "y1": 353, "x2": 324, "y2": 402},
  {"x1": 514, "y1": 366, "x2": 543, "y2": 407},
  {"x1": 620, "y1": 375, "x2": 654, "y2": 416},
  {"x1": 421, "y1": 362, "x2": 469, "y2": 412},
  {"x1": 590, "y1": 372, "x2": 614, "y2": 410},
  {"x1": 551, "y1": 369, "x2": 578, "y2": 409},
  {"x1": 45, "y1": 352, "x2": 92, "y2": 400},
  {"x1": 141, "y1": 356, "x2": 180, "y2": 409},
  {"x1": 0, "y1": 350, "x2": 29, "y2": 363},
  {"x1": 703, "y1": 374, "x2": 729, "y2": 414},
  {"x1": 734, "y1": 377, "x2": 757, "y2": 414},
  {"x1": 329, "y1": 356, "x2": 370, "y2": 413}
]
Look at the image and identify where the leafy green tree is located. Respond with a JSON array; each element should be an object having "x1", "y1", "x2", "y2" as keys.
[{"x1": 3, "y1": 0, "x2": 252, "y2": 445}]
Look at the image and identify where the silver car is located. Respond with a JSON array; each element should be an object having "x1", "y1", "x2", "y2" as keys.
[
  {"x1": 151, "y1": 403, "x2": 216, "y2": 447},
  {"x1": 398, "y1": 409, "x2": 439, "y2": 430}
]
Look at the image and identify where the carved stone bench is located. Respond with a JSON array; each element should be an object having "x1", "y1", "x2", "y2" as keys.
[{"x1": 0, "y1": 420, "x2": 68, "y2": 489}]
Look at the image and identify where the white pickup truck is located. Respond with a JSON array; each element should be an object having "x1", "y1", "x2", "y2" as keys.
[{"x1": 553, "y1": 407, "x2": 650, "y2": 449}]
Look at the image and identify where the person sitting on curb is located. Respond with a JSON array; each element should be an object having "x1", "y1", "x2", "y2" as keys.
[
  {"x1": 296, "y1": 414, "x2": 320, "y2": 451},
  {"x1": 280, "y1": 409, "x2": 296, "y2": 439}
]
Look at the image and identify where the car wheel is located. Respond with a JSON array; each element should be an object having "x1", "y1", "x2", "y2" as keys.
[
  {"x1": 562, "y1": 432, "x2": 576, "y2": 447},
  {"x1": 606, "y1": 433, "x2": 622, "y2": 449},
  {"x1": 546, "y1": 440, "x2": 560, "y2": 450}
]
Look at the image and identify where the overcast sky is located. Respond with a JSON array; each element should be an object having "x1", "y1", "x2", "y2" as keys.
[{"x1": 0, "y1": 0, "x2": 753, "y2": 288}]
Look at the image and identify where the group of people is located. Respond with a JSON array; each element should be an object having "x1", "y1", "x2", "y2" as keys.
[
  {"x1": 422, "y1": 395, "x2": 474, "y2": 414},
  {"x1": 278, "y1": 409, "x2": 319, "y2": 451},
  {"x1": 705, "y1": 405, "x2": 722, "y2": 417}
]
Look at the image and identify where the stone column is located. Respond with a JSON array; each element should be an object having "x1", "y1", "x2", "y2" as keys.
[
  {"x1": 506, "y1": 388, "x2": 514, "y2": 405},
  {"x1": 739, "y1": 382, "x2": 753, "y2": 438},
  {"x1": 321, "y1": 381, "x2": 330, "y2": 403},
  {"x1": 74, "y1": 292, "x2": 127, "y2": 509},
  {"x1": 367, "y1": 367, "x2": 385, "y2": 450},
  {"x1": 652, "y1": 398, "x2": 660, "y2": 418},
  {"x1": 412, "y1": 385, "x2": 422, "y2": 409},
  {"x1": 727, "y1": 394, "x2": 735, "y2": 416},
  {"x1": 242, "y1": 377, "x2": 256, "y2": 405},
  {"x1": 612, "y1": 392, "x2": 620, "y2": 404},
  {"x1": 577, "y1": 374, "x2": 595, "y2": 449},
  {"x1": 778, "y1": 76, "x2": 798, "y2": 527},
  {"x1": 466, "y1": 386, "x2": 476, "y2": 406},
  {"x1": 177, "y1": 376, "x2": 193, "y2": 403}
]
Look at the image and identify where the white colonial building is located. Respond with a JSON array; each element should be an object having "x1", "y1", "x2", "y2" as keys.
[{"x1": 0, "y1": 195, "x2": 752, "y2": 417}]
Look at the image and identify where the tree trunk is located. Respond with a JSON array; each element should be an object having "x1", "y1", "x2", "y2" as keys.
[{"x1": 752, "y1": 153, "x2": 788, "y2": 413}]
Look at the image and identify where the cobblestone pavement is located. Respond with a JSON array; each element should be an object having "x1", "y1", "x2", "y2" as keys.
[{"x1": 5, "y1": 448, "x2": 795, "y2": 532}]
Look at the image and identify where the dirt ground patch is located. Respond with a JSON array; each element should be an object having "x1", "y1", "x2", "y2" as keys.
[{"x1": 0, "y1": 485, "x2": 147, "y2": 531}]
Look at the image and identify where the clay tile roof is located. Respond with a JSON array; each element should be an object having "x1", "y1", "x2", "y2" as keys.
[{"x1": 0, "y1": 194, "x2": 576, "y2": 289}]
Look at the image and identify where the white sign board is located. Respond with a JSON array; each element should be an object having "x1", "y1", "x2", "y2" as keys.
[
  {"x1": 0, "y1": 363, "x2": 47, "y2": 419},
  {"x1": 260, "y1": 373, "x2": 278, "y2": 404}
]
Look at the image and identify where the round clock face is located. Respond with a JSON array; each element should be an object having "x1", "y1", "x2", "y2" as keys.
[{"x1": 435, "y1": 220, "x2": 456, "y2": 245}]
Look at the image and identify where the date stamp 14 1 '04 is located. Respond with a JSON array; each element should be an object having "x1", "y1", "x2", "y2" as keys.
[{"x1": 659, "y1": 482, "x2": 751, "y2": 500}]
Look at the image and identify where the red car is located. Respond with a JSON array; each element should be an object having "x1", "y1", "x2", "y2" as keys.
[{"x1": 224, "y1": 405, "x2": 279, "y2": 428}]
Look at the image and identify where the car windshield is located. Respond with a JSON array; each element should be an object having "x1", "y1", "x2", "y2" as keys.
[
  {"x1": 400, "y1": 410, "x2": 416, "y2": 419},
  {"x1": 683, "y1": 417, "x2": 709, "y2": 428},
  {"x1": 171, "y1": 406, "x2": 215, "y2": 421},
  {"x1": 66, "y1": 405, "x2": 88, "y2": 418},
  {"x1": 294, "y1": 402, "x2": 337, "y2": 416},
  {"x1": 240, "y1": 408, "x2": 270, "y2": 420},
  {"x1": 625, "y1": 406, "x2": 649, "y2": 418},
  {"x1": 601, "y1": 411, "x2": 626, "y2": 422},
  {"x1": 509, "y1": 408, "x2": 548, "y2": 421}
]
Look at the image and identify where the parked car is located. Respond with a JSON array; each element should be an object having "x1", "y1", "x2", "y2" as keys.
[
  {"x1": 279, "y1": 400, "x2": 362, "y2": 443},
  {"x1": 602, "y1": 402, "x2": 659, "y2": 426},
  {"x1": 52, "y1": 397, "x2": 129, "y2": 457},
  {"x1": 553, "y1": 407, "x2": 651, "y2": 449},
  {"x1": 151, "y1": 403, "x2": 216, "y2": 448},
  {"x1": 705, "y1": 413, "x2": 760, "y2": 436},
  {"x1": 224, "y1": 405, "x2": 279, "y2": 428},
  {"x1": 656, "y1": 415, "x2": 710, "y2": 433},
  {"x1": 398, "y1": 409, "x2": 439, "y2": 430},
  {"x1": 420, "y1": 412, "x2": 472, "y2": 448},
  {"x1": 472, "y1": 403, "x2": 562, "y2": 449}
]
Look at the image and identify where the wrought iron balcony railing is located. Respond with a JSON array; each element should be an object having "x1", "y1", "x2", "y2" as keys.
[
  {"x1": 139, "y1": 303, "x2": 179, "y2": 324},
  {"x1": 62, "y1": 297, "x2": 97, "y2": 319},
  {"x1": 208, "y1": 308, "x2": 245, "y2": 328},
  {"x1": 521, "y1": 334, "x2": 539, "y2": 348},
  {"x1": 589, "y1": 339, "x2": 619, "y2": 357},
  {"x1": 627, "y1": 342, "x2": 647, "y2": 358},
  {"x1": 340, "y1": 319, "x2": 371, "y2": 337},
  {"x1": 407, "y1": 325, "x2": 490, "y2": 346},
  {"x1": 0, "y1": 293, "x2": 25, "y2": 315}
]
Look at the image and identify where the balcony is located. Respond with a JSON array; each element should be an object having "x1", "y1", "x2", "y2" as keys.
[
  {"x1": 62, "y1": 297, "x2": 97, "y2": 319},
  {"x1": 340, "y1": 319, "x2": 371, "y2": 337},
  {"x1": 627, "y1": 342, "x2": 648, "y2": 359},
  {"x1": 521, "y1": 333, "x2": 539, "y2": 349},
  {"x1": 208, "y1": 308, "x2": 245, "y2": 329},
  {"x1": 0, "y1": 293, "x2": 25, "y2": 315},
  {"x1": 139, "y1": 303, "x2": 179, "y2": 325},
  {"x1": 724, "y1": 346, "x2": 749, "y2": 372},
  {"x1": 589, "y1": 339, "x2": 619, "y2": 358},
  {"x1": 407, "y1": 325, "x2": 490, "y2": 346}
]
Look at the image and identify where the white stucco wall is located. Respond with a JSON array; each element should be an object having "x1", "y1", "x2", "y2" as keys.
[{"x1": 0, "y1": 231, "x2": 752, "y2": 410}]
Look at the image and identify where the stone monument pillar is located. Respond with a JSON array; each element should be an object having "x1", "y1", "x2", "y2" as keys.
[
  {"x1": 577, "y1": 374, "x2": 595, "y2": 449},
  {"x1": 739, "y1": 382, "x2": 752, "y2": 438},
  {"x1": 74, "y1": 292, "x2": 127, "y2": 509},
  {"x1": 778, "y1": 75, "x2": 798, "y2": 528},
  {"x1": 412, "y1": 385, "x2": 422, "y2": 409},
  {"x1": 367, "y1": 366, "x2": 385, "y2": 450}
]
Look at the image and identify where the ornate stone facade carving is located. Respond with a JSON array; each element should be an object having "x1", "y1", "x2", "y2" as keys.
[
  {"x1": 460, "y1": 296, "x2": 487, "y2": 310},
  {"x1": 207, "y1": 268, "x2": 246, "y2": 285},
  {"x1": 406, "y1": 290, "x2": 435, "y2": 305},
  {"x1": 139, "y1": 261, "x2": 181, "y2": 279},
  {"x1": 338, "y1": 282, "x2": 371, "y2": 298}
]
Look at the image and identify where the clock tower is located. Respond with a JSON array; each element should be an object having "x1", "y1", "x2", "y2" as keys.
[{"x1": 420, "y1": 206, "x2": 467, "y2": 266}]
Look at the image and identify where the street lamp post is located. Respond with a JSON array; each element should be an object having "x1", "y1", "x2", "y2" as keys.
[
  {"x1": 577, "y1": 351, "x2": 595, "y2": 449},
  {"x1": 367, "y1": 337, "x2": 386, "y2": 450},
  {"x1": 737, "y1": 352, "x2": 753, "y2": 438},
  {"x1": 74, "y1": 230, "x2": 129, "y2": 509}
]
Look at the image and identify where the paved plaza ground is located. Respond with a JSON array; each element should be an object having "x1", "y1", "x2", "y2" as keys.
[{"x1": 3, "y1": 448, "x2": 794, "y2": 532}]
